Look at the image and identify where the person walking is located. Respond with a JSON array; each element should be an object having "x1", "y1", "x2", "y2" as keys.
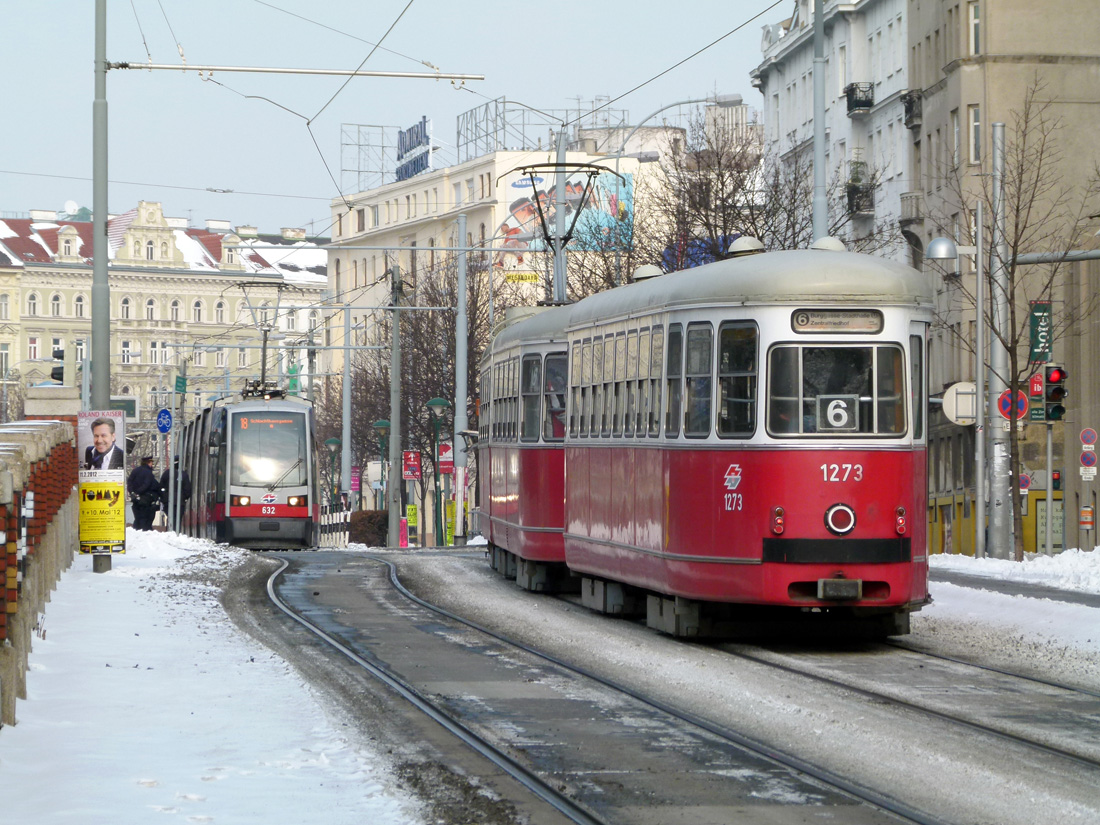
[{"x1": 128, "y1": 456, "x2": 161, "y2": 531}]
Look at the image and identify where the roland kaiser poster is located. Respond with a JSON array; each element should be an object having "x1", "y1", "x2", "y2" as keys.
[{"x1": 77, "y1": 410, "x2": 127, "y2": 553}]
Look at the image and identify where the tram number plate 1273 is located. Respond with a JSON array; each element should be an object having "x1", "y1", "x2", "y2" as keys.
[
  {"x1": 723, "y1": 493, "x2": 743, "y2": 511},
  {"x1": 820, "y1": 463, "x2": 864, "y2": 482}
]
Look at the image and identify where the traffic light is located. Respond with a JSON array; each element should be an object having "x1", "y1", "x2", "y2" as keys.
[
  {"x1": 1052, "y1": 470, "x2": 1062, "y2": 491},
  {"x1": 1044, "y1": 365, "x2": 1068, "y2": 421},
  {"x1": 50, "y1": 348, "x2": 64, "y2": 383}
]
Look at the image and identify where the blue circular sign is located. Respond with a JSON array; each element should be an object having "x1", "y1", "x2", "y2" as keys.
[
  {"x1": 1082, "y1": 451, "x2": 1097, "y2": 468},
  {"x1": 156, "y1": 408, "x2": 173, "y2": 434}
]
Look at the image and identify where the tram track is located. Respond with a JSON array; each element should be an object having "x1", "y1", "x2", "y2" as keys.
[
  {"x1": 266, "y1": 552, "x2": 958, "y2": 825},
  {"x1": 716, "y1": 641, "x2": 1100, "y2": 772}
]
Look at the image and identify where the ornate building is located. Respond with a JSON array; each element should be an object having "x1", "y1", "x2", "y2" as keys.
[{"x1": 0, "y1": 201, "x2": 327, "y2": 451}]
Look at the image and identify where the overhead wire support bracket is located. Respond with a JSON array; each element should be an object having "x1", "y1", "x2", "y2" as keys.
[{"x1": 107, "y1": 62, "x2": 484, "y2": 82}]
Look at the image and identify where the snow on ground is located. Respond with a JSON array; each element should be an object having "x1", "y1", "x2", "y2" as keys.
[
  {"x1": 0, "y1": 529, "x2": 421, "y2": 825},
  {"x1": 0, "y1": 527, "x2": 1098, "y2": 824}
]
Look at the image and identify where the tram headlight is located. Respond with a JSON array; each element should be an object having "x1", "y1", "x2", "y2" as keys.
[
  {"x1": 771, "y1": 506, "x2": 785, "y2": 535},
  {"x1": 231, "y1": 495, "x2": 250, "y2": 507},
  {"x1": 895, "y1": 506, "x2": 907, "y2": 535},
  {"x1": 287, "y1": 495, "x2": 308, "y2": 507}
]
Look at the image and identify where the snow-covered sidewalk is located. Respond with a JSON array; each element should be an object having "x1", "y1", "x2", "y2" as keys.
[{"x1": 0, "y1": 529, "x2": 421, "y2": 825}]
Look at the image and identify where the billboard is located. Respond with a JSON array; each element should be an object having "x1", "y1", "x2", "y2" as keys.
[{"x1": 493, "y1": 171, "x2": 633, "y2": 277}]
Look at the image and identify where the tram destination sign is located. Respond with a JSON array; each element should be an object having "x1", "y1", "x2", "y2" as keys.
[{"x1": 792, "y1": 309, "x2": 883, "y2": 334}]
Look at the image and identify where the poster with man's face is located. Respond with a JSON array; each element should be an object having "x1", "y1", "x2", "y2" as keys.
[
  {"x1": 77, "y1": 409, "x2": 126, "y2": 553},
  {"x1": 77, "y1": 409, "x2": 127, "y2": 474}
]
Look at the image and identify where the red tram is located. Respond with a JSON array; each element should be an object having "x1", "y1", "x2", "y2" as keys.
[
  {"x1": 477, "y1": 243, "x2": 934, "y2": 636},
  {"x1": 176, "y1": 382, "x2": 320, "y2": 550}
]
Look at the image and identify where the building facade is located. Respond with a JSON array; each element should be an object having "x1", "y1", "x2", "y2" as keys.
[{"x1": 0, "y1": 201, "x2": 327, "y2": 457}]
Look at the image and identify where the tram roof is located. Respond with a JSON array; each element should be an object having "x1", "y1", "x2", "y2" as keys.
[{"x1": 562, "y1": 249, "x2": 933, "y2": 332}]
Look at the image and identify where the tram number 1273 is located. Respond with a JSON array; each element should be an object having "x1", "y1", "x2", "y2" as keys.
[{"x1": 821, "y1": 463, "x2": 864, "y2": 482}]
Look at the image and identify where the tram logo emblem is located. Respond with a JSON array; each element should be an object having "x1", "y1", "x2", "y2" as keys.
[
  {"x1": 261, "y1": 493, "x2": 277, "y2": 504},
  {"x1": 723, "y1": 464, "x2": 743, "y2": 491}
]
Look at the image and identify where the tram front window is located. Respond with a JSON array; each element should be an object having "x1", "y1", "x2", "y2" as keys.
[
  {"x1": 767, "y1": 345, "x2": 906, "y2": 437},
  {"x1": 231, "y1": 412, "x2": 308, "y2": 486}
]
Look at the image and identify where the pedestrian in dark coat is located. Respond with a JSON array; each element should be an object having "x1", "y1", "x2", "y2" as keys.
[
  {"x1": 159, "y1": 461, "x2": 192, "y2": 532},
  {"x1": 128, "y1": 456, "x2": 161, "y2": 531}
]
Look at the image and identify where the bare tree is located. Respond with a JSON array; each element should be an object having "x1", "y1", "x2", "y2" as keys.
[{"x1": 927, "y1": 79, "x2": 1100, "y2": 559}]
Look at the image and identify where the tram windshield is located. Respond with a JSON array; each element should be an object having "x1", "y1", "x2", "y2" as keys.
[
  {"x1": 767, "y1": 344, "x2": 906, "y2": 437},
  {"x1": 230, "y1": 411, "x2": 309, "y2": 487}
]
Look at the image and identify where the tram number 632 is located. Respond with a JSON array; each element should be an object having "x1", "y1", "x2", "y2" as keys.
[{"x1": 821, "y1": 463, "x2": 864, "y2": 482}]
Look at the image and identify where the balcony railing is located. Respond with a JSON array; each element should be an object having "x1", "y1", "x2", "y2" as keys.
[
  {"x1": 901, "y1": 90, "x2": 922, "y2": 130},
  {"x1": 844, "y1": 83, "x2": 874, "y2": 116},
  {"x1": 899, "y1": 192, "x2": 924, "y2": 226}
]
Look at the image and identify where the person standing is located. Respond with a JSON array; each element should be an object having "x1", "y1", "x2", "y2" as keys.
[
  {"x1": 128, "y1": 456, "x2": 161, "y2": 531},
  {"x1": 159, "y1": 460, "x2": 192, "y2": 532}
]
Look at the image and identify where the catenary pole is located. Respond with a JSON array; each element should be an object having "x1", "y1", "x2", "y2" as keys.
[
  {"x1": 453, "y1": 214, "x2": 469, "y2": 545},
  {"x1": 988, "y1": 122, "x2": 1012, "y2": 559},
  {"x1": 812, "y1": 0, "x2": 828, "y2": 241},
  {"x1": 388, "y1": 267, "x2": 402, "y2": 546},
  {"x1": 92, "y1": 0, "x2": 110, "y2": 411}
]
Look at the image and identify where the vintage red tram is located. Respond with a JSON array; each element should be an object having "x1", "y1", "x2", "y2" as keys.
[
  {"x1": 477, "y1": 244, "x2": 934, "y2": 637},
  {"x1": 176, "y1": 382, "x2": 320, "y2": 550}
]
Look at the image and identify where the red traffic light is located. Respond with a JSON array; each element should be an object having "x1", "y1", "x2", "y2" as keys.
[{"x1": 1045, "y1": 366, "x2": 1067, "y2": 384}]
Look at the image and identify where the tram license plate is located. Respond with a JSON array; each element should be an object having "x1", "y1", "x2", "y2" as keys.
[{"x1": 817, "y1": 578, "x2": 862, "y2": 600}]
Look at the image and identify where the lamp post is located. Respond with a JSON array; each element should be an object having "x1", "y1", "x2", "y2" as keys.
[
  {"x1": 324, "y1": 437, "x2": 341, "y2": 509},
  {"x1": 929, "y1": 201, "x2": 987, "y2": 558},
  {"x1": 373, "y1": 419, "x2": 390, "y2": 513},
  {"x1": 612, "y1": 94, "x2": 742, "y2": 284},
  {"x1": 425, "y1": 397, "x2": 451, "y2": 546}
]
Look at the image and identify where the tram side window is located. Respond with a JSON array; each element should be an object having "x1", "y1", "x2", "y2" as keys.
[
  {"x1": 569, "y1": 343, "x2": 581, "y2": 437},
  {"x1": 613, "y1": 333, "x2": 626, "y2": 437},
  {"x1": 766, "y1": 344, "x2": 906, "y2": 437},
  {"x1": 543, "y1": 353, "x2": 567, "y2": 441},
  {"x1": 591, "y1": 339, "x2": 603, "y2": 436},
  {"x1": 717, "y1": 323, "x2": 758, "y2": 437},
  {"x1": 602, "y1": 337, "x2": 614, "y2": 437},
  {"x1": 684, "y1": 324, "x2": 713, "y2": 437},
  {"x1": 910, "y1": 334, "x2": 924, "y2": 440},
  {"x1": 581, "y1": 341, "x2": 592, "y2": 437},
  {"x1": 636, "y1": 329, "x2": 649, "y2": 435},
  {"x1": 521, "y1": 355, "x2": 542, "y2": 442},
  {"x1": 650, "y1": 327, "x2": 663, "y2": 436},
  {"x1": 665, "y1": 325, "x2": 683, "y2": 437}
]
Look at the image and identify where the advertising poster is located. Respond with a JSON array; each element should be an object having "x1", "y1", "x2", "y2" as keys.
[
  {"x1": 493, "y1": 171, "x2": 633, "y2": 279},
  {"x1": 77, "y1": 409, "x2": 127, "y2": 553}
]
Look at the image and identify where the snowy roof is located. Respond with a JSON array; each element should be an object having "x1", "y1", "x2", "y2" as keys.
[{"x1": 0, "y1": 210, "x2": 328, "y2": 285}]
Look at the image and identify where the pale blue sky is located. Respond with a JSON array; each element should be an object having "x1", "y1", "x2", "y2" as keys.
[{"x1": 3, "y1": 0, "x2": 780, "y2": 235}]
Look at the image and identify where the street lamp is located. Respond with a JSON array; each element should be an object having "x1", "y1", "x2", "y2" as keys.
[
  {"x1": 612, "y1": 94, "x2": 742, "y2": 284},
  {"x1": 373, "y1": 419, "x2": 390, "y2": 513},
  {"x1": 929, "y1": 202, "x2": 987, "y2": 558},
  {"x1": 425, "y1": 397, "x2": 452, "y2": 546},
  {"x1": 324, "y1": 437, "x2": 341, "y2": 509}
]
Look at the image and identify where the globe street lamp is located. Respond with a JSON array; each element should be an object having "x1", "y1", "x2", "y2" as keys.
[
  {"x1": 425, "y1": 397, "x2": 452, "y2": 545},
  {"x1": 373, "y1": 419, "x2": 390, "y2": 513},
  {"x1": 324, "y1": 437, "x2": 341, "y2": 509}
]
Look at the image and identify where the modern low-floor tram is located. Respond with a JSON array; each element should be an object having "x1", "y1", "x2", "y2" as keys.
[{"x1": 176, "y1": 382, "x2": 320, "y2": 550}]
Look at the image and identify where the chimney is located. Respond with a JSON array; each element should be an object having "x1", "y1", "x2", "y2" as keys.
[
  {"x1": 205, "y1": 219, "x2": 232, "y2": 233},
  {"x1": 29, "y1": 209, "x2": 58, "y2": 222},
  {"x1": 281, "y1": 227, "x2": 306, "y2": 240},
  {"x1": 235, "y1": 225, "x2": 259, "y2": 238}
]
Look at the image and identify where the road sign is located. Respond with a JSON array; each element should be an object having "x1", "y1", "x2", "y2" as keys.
[
  {"x1": 438, "y1": 442, "x2": 454, "y2": 474},
  {"x1": 1082, "y1": 428, "x2": 1098, "y2": 445},
  {"x1": 1019, "y1": 473, "x2": 1032, "y2": 491},
  {"x1": 156, "y1": 408, "x2": 173, "y2": 434},
  {"x1": 943, "y1": 382, "x2": 977, "y2": 426},
  {"x1": 1081, "y1": 451, "x2": 1097, "y2": 468},
  {"x1": 997, "y1": 389, "x2": 1028, "y2": 421},
  {"x1": 175, "y1": 374, "x2": 187, "y2": 393},
  {"x1": 402, "y1": 450, "x2": 421, "y2": 480},
  {"x1": 1081, "y1": 506, "x2": 1095, "y2": 530}
]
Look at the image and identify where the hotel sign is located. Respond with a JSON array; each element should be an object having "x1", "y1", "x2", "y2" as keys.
[{"x1": 396, "y1": 116, "x2": 432, "y2": 182}]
